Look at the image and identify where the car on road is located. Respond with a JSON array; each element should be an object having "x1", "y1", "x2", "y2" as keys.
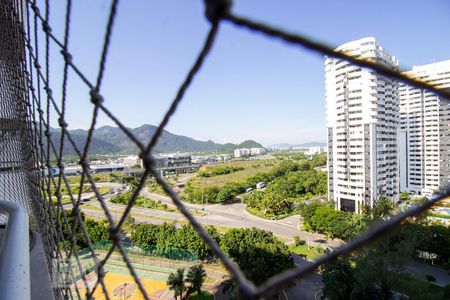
[{"x1": 256, "y1": 182, "x2": 266, "y2": 189}]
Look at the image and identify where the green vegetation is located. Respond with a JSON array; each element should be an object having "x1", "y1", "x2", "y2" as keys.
[
  {"x1": 272, "y1": 151, "x2": 307, "y2": 161},
  {"x1": 299, "y1": 202, "x2": 368, "y2": 240},
  {"x1": 187, "y1": 291, "x2": 213, "y2": 300},
  {"x1": 52, "y1": 197, "x2": 74, "y2": 205},
  {"x1": 289, "y1": 244, "x2": 323, "y2": 260},
  {"x1": 132, "y1": 224, "x2": 294, "y2": 287},
  {"x1": 147, "y1": 181, "x2": 168, "y2": 196},
  {"x1": 321, "y1": 201, "x2": 450, "y2": 300},
  {"x1": 430, "y1": 212, "x2": 450, "y2": 219},
  {"x1": 198, "y1": 165, "x2": 244, "y2": 177},
  {"x1": 167, "y1": 268, "x2": 185, "y2": 300},
  {"x1": 50, "y1": 184, "x2": 92, "y2": 197},
  {"x1": 130, "y1": 223, "x2": 221, "y2": 260},
  {"x1": 218, "y1": 139, "x2": 264, "y2": 153},
  {"x1": 243, "y1": 166, "x2": 327, "y2": 218},
  {"x1": 182, "y1": 156, "x2": 327, "y2": 208},
  {"x1": 111, "y1": 192, "x2": 174, "y2": 212},
  {"x1": 220, "y1": 228, "x2": 294, "y2": 285},
  {"x1": 323, "y1": 258, "x2": 447, "y2": 300},
  {"x1": 182, "y1": 161, "x2": 275, "y2": 204},
  {"x1": 57, "y1": 210, "x2": 110, "y2": 250},
  {"x1": 186, "y1": 264, "x2": 207, "y2": 298},
  {"x1": 168, "y1": 264, "x2": 209, "y2": 300}
]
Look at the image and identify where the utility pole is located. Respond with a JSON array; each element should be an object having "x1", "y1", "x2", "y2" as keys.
[{"x1": 201, "y1": 185, "x2": 204, "y2": 210}]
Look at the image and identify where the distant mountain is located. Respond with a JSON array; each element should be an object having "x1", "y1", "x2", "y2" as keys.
[
  {"x1": 295, "y1": 142, "x2": 326, "y2": 147},
  {"x1": 269, "y1": 142, "x2": 326, "y2": 150},
  {"x1": 217, "y1": 140, "x2": 264, "y2": 153},
  {"x1": 48, "y1": 125, "x2": 263, "y2": 156}
]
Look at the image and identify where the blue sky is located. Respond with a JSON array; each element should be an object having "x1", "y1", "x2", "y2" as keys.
[{"x1": 40, "y1": 0, "x2": 450, "y2": 146}]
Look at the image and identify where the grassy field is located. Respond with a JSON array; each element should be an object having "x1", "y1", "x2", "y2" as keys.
[
  {"x1": 388, "y1": 271, "x2": 446, "y2": 299},
  {"x1": 289, "y1": 244, "x2": 323, "y2": 260},
  {"x1": 246, "y1": 207, "x2": 296, "y2": 220},
  {"x1": 192, "y1": 160, "x2": 276, "y2": 187},
  {"x1": 187, "y1": 291, "x2": 214, "y2": 300},
  {"x1": 430, "y1": 213, "x2": 450, "y2": 219},
  {"x1": 55, "y1": 173, "x2": 125, "y2": 185},
  {"x1": 51, "y1": 186, "x2": 111, "y2": 205}
]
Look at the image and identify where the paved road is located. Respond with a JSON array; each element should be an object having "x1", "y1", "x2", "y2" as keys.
[
  {"x1": 71, "y1": 182, "x2": 343, "y2": 248},
  {"x1": 400, "y1": 261, "x2": 450, "y2": 286},
  {"x1": 142, "y1": 189, "x2": 342, "y2": 247},
  {"x1": 285, "y1": 255, "x2": 324, "y2": 300}
]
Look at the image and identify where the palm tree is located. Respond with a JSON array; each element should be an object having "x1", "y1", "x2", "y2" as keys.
[
  {"x1": 167, "y1": 268, "x2": 185, "y2": 300},
  {"x1": 221, "y1": 277, "x2": 237, "y2": 300},
  {"x1": 186, "y1": 264, "x2": 206, "y2": 298}
]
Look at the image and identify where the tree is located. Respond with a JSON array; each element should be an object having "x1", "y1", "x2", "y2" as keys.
[
  {"x1": 293, "y1": 236, "x2": 303, "y2": 246},
  {"x1": 216, "y1": 182, "x2": 245, "y2": 203},
  {"x1": 122, "y1": 216, "x2": 135, "y2": 234},
  {"x1": 167, "y1": 268, "x2": 185, "y2": 300},
  {"x1": 220, "y1": 228, "x2": 294, "y2": 285},
  {"x1": 399, "y1": 191, "x2": 410, "y2": 202},
  {"x1": 185, "y1": 264, "x2": 206, "y2": 297},
  {"x1": 84, "y1": 219, "x2": 110, "y2": 244},
  {"x1": 364, "y1": 197, "x2": 394, "y2": 222},
  {"x1": 173, "y1": 224, "x2": 221, "y2": 260},
  {"x1": 221, "y1": 278, "x2": 237, "y2": 300},
  {"x1": 130, "y1": 223, "x2": 161, "y2": 246},
  {"x1": 444, "y1": 284, "x2": 450, "y2": 299},
  {"x1": 322, "y1": 257, "x2": 354, "y2": 300}
]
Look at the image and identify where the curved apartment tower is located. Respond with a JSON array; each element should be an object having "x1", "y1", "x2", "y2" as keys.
[
  {"x1": 325, "y1": 37, "x2": 399, "y2": 213},
  {"x1": 399, "y1": 60, "x2": 450, "y2": 196}
]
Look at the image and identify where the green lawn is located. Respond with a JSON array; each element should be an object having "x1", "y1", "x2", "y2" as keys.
[
  {"x1": 289, "y1": 244, "x2": 323, "y2": 260},
  {"x1": 430, "y1": 212, "x2": 450, "y2": 219},
  {"x1": 52, "y1": 196, "x2": 73, "y2": 205},
  {"x1": 388, "y1": 271, "x2": 446, "y2": 299},
  {"x1": 187, "y1": 290, "x2": 214, "y2": 300},
  {"x1": 192, "y1": 160, "x2": 276, "y2": 187},
  {"x1": 246, "y1": 207, "x2": 294, "y2": 220}
]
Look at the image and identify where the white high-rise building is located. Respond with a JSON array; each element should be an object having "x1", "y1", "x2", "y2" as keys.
[
  {"x1": 325, "y1": 37, "x2": 399, "y2": 213},
  {"x1": 399, "y1": 60, "x2": 450, "y2": 197}
]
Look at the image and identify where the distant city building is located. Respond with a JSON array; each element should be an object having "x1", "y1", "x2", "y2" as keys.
[
  {"x1": 90, "y1": 164, "x2": 125, "y2": 173},
  {"x1": 234, "y1": 147, "x2": 266, "y2": 158},
  {"x1": 167, "y1": 155, "x2": 191, "y2": 167},
  {"x1": 305, "y1": 146, "x2": 325, "y2": 156},
  {"x1": 269, "y1": 145, "x2": 293, "y2": 151},
  {"x1": 399, "y1": 60, "x2": 450, "y2": 197},
  {"x1": 122, "y1": 155, "x2": 142, "y2": 167},
  {"x1": 153, "y1": 156, "x2": 169, "y2": 168},
  {"x1": 325, "y1": 37, "x2": 399, "y2": 213}
]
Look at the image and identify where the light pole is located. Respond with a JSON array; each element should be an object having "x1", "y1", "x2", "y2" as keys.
[{"x1": 201, "y1": 185, "x2": 204, "y2": 210}]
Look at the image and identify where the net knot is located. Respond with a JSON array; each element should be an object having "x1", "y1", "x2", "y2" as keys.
[
  {"x1": 58, "y1": 117, "x2": 68, "y2": 129},
  {"x1": 90, "y1": 89, "x2": 104, "y2": 105},
  {"x1": 60, "y1": 49, "x2": 73, "y2": 64},
  {"x1": 42, "y1": 21, "x2": 52, "y2": 34},
  {"x1": 139, "y1": 153, "x2": 155, "y2": 169},
  {"x1": 45, "y1": 87, "x2": 53, "y2": 97},
  {"x1": 204, "y1": 0, "x2": 232, "y2": 23},
  {"x1": 97, "y1": 267, "x2": 105, "y2": 279},
  {"x1": 31, "y1": 3, "x2": 39, "y2": 15}
]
